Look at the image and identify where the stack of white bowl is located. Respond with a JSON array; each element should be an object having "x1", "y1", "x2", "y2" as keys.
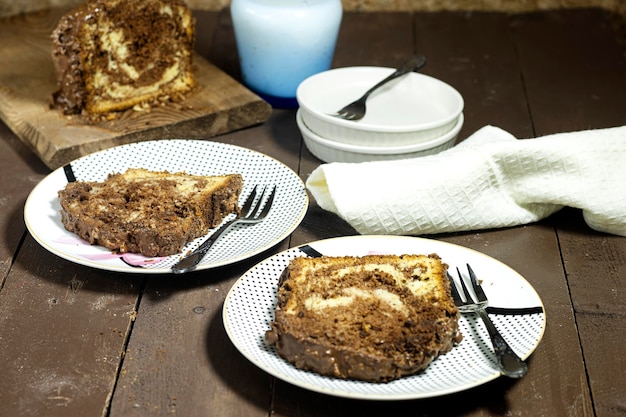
[{"x1": 296, "y1": 66, "x2": 464, "y2": 163}]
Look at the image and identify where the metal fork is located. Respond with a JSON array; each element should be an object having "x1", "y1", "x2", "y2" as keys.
[
  {"x1": 448, "y1": 264, "x2": 529, "y2": 378},
  {"x1": 334, "y1": 54, "x2": 426, "y2": 121},
  {"x1": 171, "y1": 185, "x2": 276, "y2": 274}
]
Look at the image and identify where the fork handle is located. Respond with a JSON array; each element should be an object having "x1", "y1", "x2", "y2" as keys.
[
  {"x1": 360, "y1": 54, "x2": 426, "y2": 100},
  {"x1": 171, "y1": 217, "x2": 238, "y2": 274},
  {"x1": 477, "y1": 309, "x2": 529, "y2": 378}
]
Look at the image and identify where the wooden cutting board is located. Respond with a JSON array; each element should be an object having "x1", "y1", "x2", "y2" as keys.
[{"x1": 0, "y1": 9, "x2": 272, "y2": 170}]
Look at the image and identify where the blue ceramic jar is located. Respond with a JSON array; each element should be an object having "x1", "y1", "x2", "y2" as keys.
[{"x1": 231, "y1": 0, "x2": 343, "y2": 108}]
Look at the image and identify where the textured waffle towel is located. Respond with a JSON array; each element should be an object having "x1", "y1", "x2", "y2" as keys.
[{"x1": 306, "y1": 125, "x2": 626, "y2": 237}]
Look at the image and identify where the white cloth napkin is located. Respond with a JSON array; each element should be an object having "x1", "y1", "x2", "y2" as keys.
[{"x1": 306, "y1": 125, "x2": 626, "y2": 237}]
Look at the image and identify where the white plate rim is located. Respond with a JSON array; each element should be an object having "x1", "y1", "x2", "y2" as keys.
[
  {"x1": 223, "y1": 235, "x2": 546, "y2": 400},
  {"x1": 24, "y1": 139, "x2": 308, "y2": 274}
]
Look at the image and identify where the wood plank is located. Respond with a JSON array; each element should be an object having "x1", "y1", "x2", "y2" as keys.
[
  {"x1": 511, "y1": 9, "x2": 626, "y2": 135},
  {"x1": 0, "y1": 123, "x2": 49, "y2": 281},
  {"x1": 0, "y1": 236, "x2": 142, "y2": 416},
  {"x1": 577, "y1": 310, "x2": 626, "y2": 417},
  {"x1": 551, "y1": 210, "x2": 626, "y2": 315},
  {"x1": 551, "y1": 212, "x2": 626, "y2": 417},
  {"x1": 332, "y1": 12, "x2": 415, "y2": 68},
  {"x1": 414, "y1": 11, "x2": 534, "y2": 140},
  {"x1": 512, "y1": 9, "x2": 626, "y2": 417},
  {"x1": 0, "y1": 8, "x2": 271, "y2": 170},
  {"x1": 108, "y1": 265, "x2": 275, "y2": 417},
  {"x1": 206, "y1": 9, "x2": 242, "y2": 82},
  {"x1": 193, "y1": 10, "x2": 220, "y2": 59}
]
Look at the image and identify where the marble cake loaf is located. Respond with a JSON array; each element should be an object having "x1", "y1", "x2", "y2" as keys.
[
  {"x1": 265, "y1": 254, "x2": 462, "y2": 382},
  {"x1": 51, "y1": 0, "x2": 195, "y2": 115}
]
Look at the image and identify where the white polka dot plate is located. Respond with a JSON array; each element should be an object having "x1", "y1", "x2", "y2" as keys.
[
  {"x1": 223, "y1": 235, "x2": 545, "y2": 400},
  {"x1": 24, "y1": 140, "x2": 308, "y2": 274}
]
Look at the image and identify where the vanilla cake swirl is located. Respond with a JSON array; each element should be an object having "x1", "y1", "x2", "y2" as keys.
[
  {"x1": 265, "y1": 254, "x2": 462, "y2": 382},
  {"x1": 51, "y1": 0, "x2": 195, "y2": 115}
]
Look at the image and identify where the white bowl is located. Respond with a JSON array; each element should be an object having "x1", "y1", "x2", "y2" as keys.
[
  {"x1": 296, "y1": 66, "x2": 464, "y2": 147},
  {"x1": 298, "y1": 110, "x2": 463, "y2": 163}
]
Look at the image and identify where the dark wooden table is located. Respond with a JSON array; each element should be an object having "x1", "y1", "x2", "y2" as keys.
[{"x1": 1, "y1": 8, "x2": 625, "y2": 417}]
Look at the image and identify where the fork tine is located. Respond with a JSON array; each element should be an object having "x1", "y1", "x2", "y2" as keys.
[
  {"x1": 247, "y1": 186, "x2": 267, "y2": 218},
  {"x1": 446, "y1": 271, "x2": 464, "y2": 306},
  {"x1": 457, "y1": 267, "x2": 477, "y2": 304},
  {"x1": 467, "y1": 264, "x2": 488, "y2": 303},
  {"x1": 255, "y1": 185, "x2": 276, "y2": 219},
  {"x1": 346, "y1": 110, "x2": 361, "y2": 120},
  {"x1": 240, "y1": 185, "x2": 258, "y2": 216},
  {"x1": 335, "y1": 102, "x2": 364, "y2": 120}
]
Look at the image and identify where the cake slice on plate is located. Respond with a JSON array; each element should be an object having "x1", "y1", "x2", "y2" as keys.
[
  {"x1": 266, "y1": 253, "x2": 462, "y2": 382},
  {"x1": 58, "y1": 169, "x2": 243, "y2": 257}
]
